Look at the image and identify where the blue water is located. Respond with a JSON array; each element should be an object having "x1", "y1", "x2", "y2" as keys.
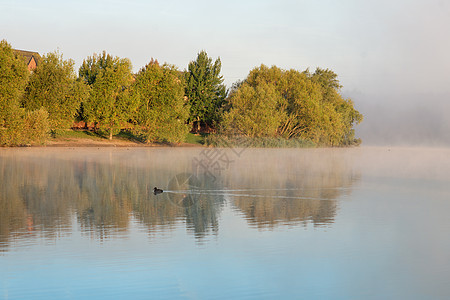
[{"x1": 1, "y1": 147, "x2": 450, "y2": 299}]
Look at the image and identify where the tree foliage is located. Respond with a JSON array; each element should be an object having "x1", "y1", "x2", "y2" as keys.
[
  {"x1": 0, "y1": 40, "x2": 49, "y2": 146},
  {"x1": 0, "y1": 40, "x2": 29, "y2": 128},
  {"x1": 22, "y1": 51, "x2": 87, "y2": 130},
  {"x1": 1, "y1": 39, "x2": 363, "y2": 147},
  {"x1": 222, "y1": 65, "x2": 362, "y2": 146},
  {"x1": 185, "y1": 51, "x2": 227, "y2": 131},
  {"x1": 79, "y1": 51, "x2": 119, "y2": 85},
  {"x1": 222, "y1": 81, "x2": 285, "y2": 137},
  {"x1": 80, "y1": 51, "x2": 137, "y2": 139},
  {"x1": 133, "y1": 60, "x2": 190, "y2": 143}
]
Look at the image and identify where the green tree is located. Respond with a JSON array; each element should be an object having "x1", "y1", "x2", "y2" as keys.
[
  {"x1": 0, "y1": 40, "x2": 50, "y2": 146},
  {"x1": 185, "y1": 50, "x2": 227, "y2": 132},
  {"x1": 310, "y1": 68, "x2": 363, "y2": 145},
  {"x1": 80, "y1": 52, "x2": 137, "y2": 140},
  {"x1": 222, "y1": 65, "x2": 362, "y2": 146},
  {"x1": 241, "y1": 65, "x2": 327, "y2": 142},
  {"x1": 22, "y1": 51, "x2": 87, "y2": 130},
  {"x1": 79, "y1": 51, "x2": 118, "y2": 85},
  {"x1": 133, "y1": 60, "x2": 190, "y2": 143},
  {"x1": 0, "y1": 40, "x2": 29, "y2": 129},
  {"x1": 222, "y1": 81, "x2": 285, "y2": 137}
]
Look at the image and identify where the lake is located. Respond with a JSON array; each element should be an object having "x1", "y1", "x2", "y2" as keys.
[{"x1": 1, "y1": 146, "x2": 450, "y2": 299}]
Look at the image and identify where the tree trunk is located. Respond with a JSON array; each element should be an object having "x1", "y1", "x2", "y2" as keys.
[
  {"x1": 196, "y1": 117, "x2": 201, "y2": 133},
  {"x1": 109, "y1": 128, "x2": 113, "y2": 140}
]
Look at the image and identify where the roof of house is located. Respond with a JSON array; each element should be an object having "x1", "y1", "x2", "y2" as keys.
[{"x1": 13, "y1": 49, "x2": 41, "y2": 66}]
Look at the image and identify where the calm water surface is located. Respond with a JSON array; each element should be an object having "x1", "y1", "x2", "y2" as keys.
[{"x1": 1, "y1": 147, "x2": 450, "y2": 299}]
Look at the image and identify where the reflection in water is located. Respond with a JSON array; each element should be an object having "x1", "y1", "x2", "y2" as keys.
[
  {"x1": 224, "y1": 149, "x2": 360, "y2": 228},
  {"x1": 2, "y1": 147, "x2": 450, "y2": 299},
  {"x1": 0, "y1": 148, "x2": 359, "y2": 251}
]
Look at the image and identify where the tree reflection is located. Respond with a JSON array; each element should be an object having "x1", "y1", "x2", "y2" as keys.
[
  {"x1": 0, "y1": 148, "x2": 359, "y2": 251},
  {"x1": 0, "y1": 155, "x2": 77, "y2": 251},
  {"x1": 0, "y1": 150, "x2": 226, "y2": 250},
  {"x1": 183, "y1": 175, "x2": 224, "y2": 239},
  {"x1": 224, "y1": 149, "x2": 360, "y2": 228}
]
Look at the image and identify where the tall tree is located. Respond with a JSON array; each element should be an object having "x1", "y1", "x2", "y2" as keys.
[
  {"x1": 79, "y1": 52, "x2": 137, "y2": 140},
  {"x1": 0, "y1": 40, "x2": 49, "y2": 145},
  {"x1": 0, "y1": 40, "x2": 29, "y2": 128},
  {"x1": 79, "y1": 51, "x2": 117, "y2": 85},
  {"x1": 185, "y1": 50, "x2": 227, "y2": 132},
  {"x1": 22, "y1": 51, "x2": 87, "y2": 130},
  {"x1": 133, "y1": 60, "x2": 190, "y2": 143}
]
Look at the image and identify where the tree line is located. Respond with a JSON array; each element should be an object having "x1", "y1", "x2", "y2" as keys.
[{"x1": 0, "y1": 40, "x2": 362, "y2": 146}]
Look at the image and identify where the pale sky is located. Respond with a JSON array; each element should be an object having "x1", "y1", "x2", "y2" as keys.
[{"x1": 2, "y1": 0, "x2": 450, "y2": 145}]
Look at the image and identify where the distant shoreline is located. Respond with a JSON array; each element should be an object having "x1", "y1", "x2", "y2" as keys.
[
  {"x1": 0, "y1": 129, "x2": 206, "y2": 148},
  {"x1": 0, "y1": 129, "x2": 360, "y2": 148},
  {"x1": 24, "y1": 139, "x2": 204, "y2": 148}
]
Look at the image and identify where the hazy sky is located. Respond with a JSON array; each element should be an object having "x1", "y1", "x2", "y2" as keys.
[{"x1": 2, "y1": 0, "x2": 450, "y2": 145}]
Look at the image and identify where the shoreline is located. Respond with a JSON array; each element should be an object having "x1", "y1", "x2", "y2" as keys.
[{"x1": 1, "y1": 137, "x2": 205, "y2": 148}]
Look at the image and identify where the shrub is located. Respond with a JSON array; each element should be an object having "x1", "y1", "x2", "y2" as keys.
[
  {"x1": 23, "y1": 108, "x2": 50, "y2": 144},
  {"x1": 0, "y1": 108, "x2": 49, "y2": 146}
]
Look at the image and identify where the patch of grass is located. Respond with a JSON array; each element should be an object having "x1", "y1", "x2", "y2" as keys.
[
  {"x1": 50, "y1": 129, "x2": 148, "y2": 143},
  {"x1": 185, "y1": 132, "x2": 207, "y2": 145},
  {"x1": 205, "y1": 135, "x2": 316, "y2": 148},
  {"x1": 115, "y1": 130, "x2": 146, "y2": 143},
  {"x1": 50, "y1": 129, "x2": 105, "y2": 140}
]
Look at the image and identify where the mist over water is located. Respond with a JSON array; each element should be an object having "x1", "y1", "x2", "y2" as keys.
[
  {"x1": 1, "y1": 147, "x2": 450, "y2": 299},
  {"x1": 348, "y1": 92, "x2": 450, "y2": 146},
  {"x1": 0, "y1": 148, "x2": 358, "y2": 247}
]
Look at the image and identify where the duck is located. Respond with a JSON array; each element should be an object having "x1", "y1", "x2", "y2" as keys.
[{"x1": 153, "y1": 187, "x2": 164, "y2": 195}]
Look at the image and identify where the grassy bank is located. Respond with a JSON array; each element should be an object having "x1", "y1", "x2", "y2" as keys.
[
  {"x1": 47, "y1": 131, "x2": 317, "y2": 148},
  {"x1": 42, "y1": 130, "x2": 207, "y2": 147},
  {"x1": 11, "y1": 130, "x2": 321, "y2": 148},
  {"x1": 205, "y1": 135, "x2": 316, "y2": 148},
  {"x1": 184, "y1": 133, "x2": 207, "y2": 145}
]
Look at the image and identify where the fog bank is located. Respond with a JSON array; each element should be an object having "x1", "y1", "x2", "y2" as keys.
[{"x1": 350, "y1": 92, "x2": 450, "y2": 146}]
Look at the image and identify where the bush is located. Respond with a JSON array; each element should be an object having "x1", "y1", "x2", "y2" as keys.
[
  {"x1": 23, "y1": 108, "x2": 50, "y2": 144},
  {"x1": 0, "y1": 108, "x2": 25, "y2": 146},
  {"x1": 0, "y1": 108, "x2": 49, "y2": 146}
]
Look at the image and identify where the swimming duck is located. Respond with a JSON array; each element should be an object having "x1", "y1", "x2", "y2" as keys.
[{"x1": 153, "y1": 187, "x2": 164, "y2": 195}]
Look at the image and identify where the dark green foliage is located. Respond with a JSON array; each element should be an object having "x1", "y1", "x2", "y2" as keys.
[
  {"x1": 185, "y1": 51, "x2": 227, "y2": 131},
  {"x1": 133, "y1": 60, "x2": 190, "y2": 143}
]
